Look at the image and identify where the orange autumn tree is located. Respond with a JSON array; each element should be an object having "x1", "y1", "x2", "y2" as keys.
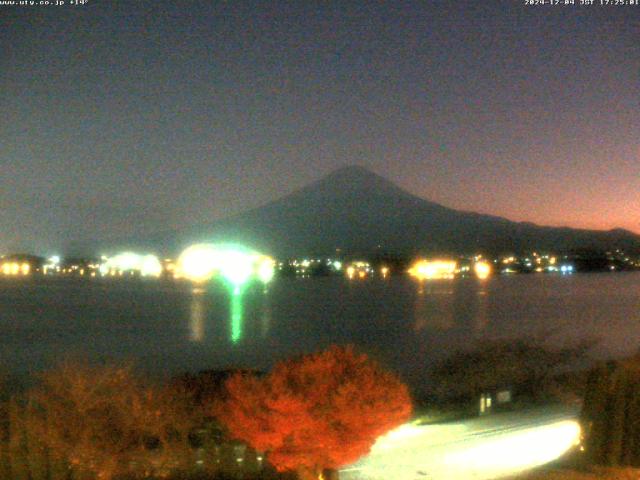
[
  {"x1": 26, "y1": 362, "x2": 198, "y2": 480},
  {"x1": 214, "y1": 345, "x2": 412, "y2": 480}
]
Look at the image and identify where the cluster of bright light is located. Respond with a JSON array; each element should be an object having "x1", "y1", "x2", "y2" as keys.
[
  {"x1": 346, "y1": 261, "x2": 372, "y2": 280},
  {"x1": 176, "y1": 244, "x2": 219, "y2": 282},
  {"x1": 257, "y1": 256, "x2": 276, "y2": 283},
  {"x1": 474, "y1": 261, "x2": 492, "y2": 280},
  {"x1": 43, "y1": 256, "x2": 60, "y2": 275},
  {"x1": 498, "y1": 261, "x2": 576, "y2": 275},
  {"x1": 500, "y1": 254, "x2": 568, "y2": 275},
  {"x1": 285, "y1": 257, "x2": 343, "y2": 276},
  {"x1": 219, "y1": 250, "x2": 255, "y2": 287},
  {"x1": 140, "y1": 255, "x2": 163, "y2": 277},
  {"x1": 177, "y1": 243, "x2": 275, "y2": 287},
  {"x1": 0, "y1": 262, "x2": 30, "y2": 276},
  {"x1": 178, "y1": 244, "x2": 276, "y2": 345},
  {"x1": 100, "y1": 252, "x2": 163, "y2": 277},
  {"x1": 42, "y1": 256, "x2": 102, "y2": 277},
  {"x1": 409, "y1": 260, "x2": 457, "y2": 281}
]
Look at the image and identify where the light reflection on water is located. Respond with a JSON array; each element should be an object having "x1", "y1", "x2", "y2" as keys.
[
  {"x1": 414, "y1": 282, "x2": 455, "y2": 332},
  {"x1": 230, "y1": 289, "x2": 244, "y2": 343},
  {"x1": 189, "y1": 288, "x2": 206, "y2": 343},
  {"x1": 188, "y1": 284, "x2": 273, "y2": 344},
  {"x1": 260, "y1": 292, "x2": 272, "y2": 338},
  {"x1": 476, "y1": 282, "x2": 489, "y2": 332},
  {"x1": 1, "y1": 273, "x2": 639, "y2": 394}
]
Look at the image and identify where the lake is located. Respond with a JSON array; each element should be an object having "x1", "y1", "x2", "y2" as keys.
[{"x1": 1, "y1": 273, "x2": 639, "y2": 395}]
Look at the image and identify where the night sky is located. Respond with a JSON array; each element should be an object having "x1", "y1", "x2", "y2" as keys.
[{"x1": 1, "y1": 1, "x2": 638, "y2": 254}]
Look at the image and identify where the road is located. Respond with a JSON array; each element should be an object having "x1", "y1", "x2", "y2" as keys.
[{"x1": 340, "y1": 405, "x2": 581, "y2": 480}]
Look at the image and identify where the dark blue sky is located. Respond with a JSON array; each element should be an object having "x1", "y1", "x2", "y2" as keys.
[{"x1": 1, "y1": 0, "x2": 638, "y2": 254}]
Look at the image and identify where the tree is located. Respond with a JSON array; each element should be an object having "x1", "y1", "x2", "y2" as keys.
[
  {"x1": 26, "y1": 361, "x2": 198, "y2": 480},
  {"x1": 581, "y1": 355, "x2": 640, "y2": 466},
  {"x1": 213, "y1": 345, "x2": 412, "y2": 480},
  {"x1": 429, "y1": 336, "x2": 594, "y2": 405}
]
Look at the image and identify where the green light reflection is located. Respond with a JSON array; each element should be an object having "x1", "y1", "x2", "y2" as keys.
[{"x1": 230, "y1": 286, "x2": 244, "y2": 343}]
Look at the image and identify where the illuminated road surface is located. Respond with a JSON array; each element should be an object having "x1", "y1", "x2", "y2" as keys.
[{"x1": 341, "y1": 405, "x2": 581, "y2": 480}]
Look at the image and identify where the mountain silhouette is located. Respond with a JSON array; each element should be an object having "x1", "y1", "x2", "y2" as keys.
[{"x1": 116, "y1": 166, "x2": 640, "y2": 257}]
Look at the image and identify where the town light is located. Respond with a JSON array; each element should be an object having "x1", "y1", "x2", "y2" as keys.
[
  {"x1": 257, "y1": 256, "x2": 276, "y2": 284},
  {"x1": 346, "y1": 266, "x2": 355, "y2": 279},
  {"x1": 140, "y1": 255, "x2": 163, "y2": 277},
  {"x1": 0, "y1": 262, "x2": 31, "y2": 276},
  {"x1": 100, "y1": 252, "x2": 163, "y2": 278},
  {"x1": 346, "y1": 261, "x2": 371, "y2": 280},
  {"x1": 409, "y1": 260, "x2": 457, "y2": 281},
  {"x1": 177, "y1": 244, "x2": 220, "y2": 282},
  {"x1": 111, "y1": 252, "x2": 141, "y2": 271},
  {"x1": 219, "y1": 251, "x2": 254, "y2": 291},
  {"x1": 560, "y1": 264, "x2": 574, "y2": 274},
  {"x1": 177, "y1": 243, "x2": 277, "y2": 288},
  {"x1": 474, "y1": 261, "x2": 492, "y2": 280}
]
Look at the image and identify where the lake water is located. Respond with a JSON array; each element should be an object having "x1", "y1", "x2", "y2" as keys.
[{"x1": 1, "y1": 273, "x2": 639, "y2": 395}]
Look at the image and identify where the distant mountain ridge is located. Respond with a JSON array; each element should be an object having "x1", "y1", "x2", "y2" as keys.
[{"x1": 114, "y1": 166, "x2": 640, "y2": 257}]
